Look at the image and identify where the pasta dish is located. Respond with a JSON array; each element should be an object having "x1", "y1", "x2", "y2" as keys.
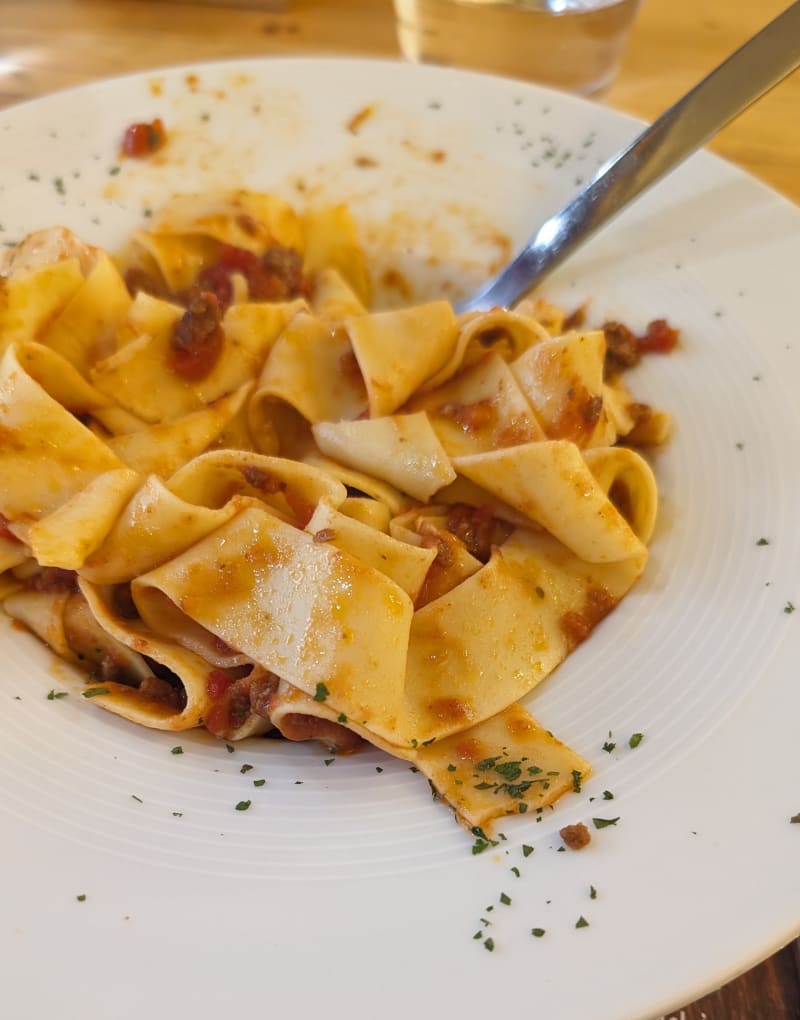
[{"x1": 0, "y1": 190, "x2": 672, "y2": 833}]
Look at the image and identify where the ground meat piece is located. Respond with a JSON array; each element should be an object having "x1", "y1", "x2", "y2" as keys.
[
  {"x1": 205, "y1": 670, "x2": 278, "y2": 737},
  {"x1": 447, "y1": 504, "x2": 495, "y2": 563},
  {"x1": 249, "y1": 673, "x2": 280, "y2": 720},
  {"x1": 170, "y1": 291, "x2": 225, "y2": 381},
  {"x1": 224, "y1": 677, "x2": 255, "y2": 731},
  {"x1": 30, "y1": 567, "x2": 77, "y2": 593},
  {"x1": 194, "y1": 262, "x2": 234, "y2": 311},
  {"x1": 241, "y1": 465, "x2": 285, "y2": 494},
  {"x1": 560, "y1": 822, "x2": 591, "y2": 850},
  {"x1": 603, "y1": 321, "x2": 641, "y2": 374},
  {"x1": 138, "y1": 674, "x2": 186, "y2": 709},
  {"x1": 581, "y1": 393, "x2": 604, "y2": 426},
  {"x1": 277, "y1": 713, "x2": 365, "y2": 753},
  {"x1": 260, "y1": 246, "x2": 307, "y2": 297}
]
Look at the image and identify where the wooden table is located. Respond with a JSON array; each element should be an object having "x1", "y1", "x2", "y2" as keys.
[{"x1": 1, "y1": 1, "x2": 798, "y2": 1016}]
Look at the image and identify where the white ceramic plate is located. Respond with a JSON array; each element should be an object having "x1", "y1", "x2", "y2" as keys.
[{"x1": 1, "y1": 58, "x2": 798, "y2": 1020}]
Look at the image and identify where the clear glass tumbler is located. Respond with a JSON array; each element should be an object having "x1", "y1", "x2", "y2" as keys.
[{"x1": 393, "y1": 0, "x2": 642, "y2": 95}]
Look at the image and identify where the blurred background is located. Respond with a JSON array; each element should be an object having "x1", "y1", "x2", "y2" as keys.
[{"x1": 0, "y1": 0, "x2": 797, "y2": 201}]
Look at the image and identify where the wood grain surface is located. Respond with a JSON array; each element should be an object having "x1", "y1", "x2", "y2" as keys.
[{"x1": 1, "y1": 2, "x2": 798, "y2": 1016}]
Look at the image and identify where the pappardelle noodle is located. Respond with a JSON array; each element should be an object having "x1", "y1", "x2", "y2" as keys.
[{"x1": 0, "y1": 191, "x2": 673, "y2": 833}]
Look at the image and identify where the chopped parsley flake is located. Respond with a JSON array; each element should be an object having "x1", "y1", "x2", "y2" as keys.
[
  {"x1": 235, "y1": 800, "x2": 251, "y2": 811},
  {"x1": 82, "y1": 687, "x2": 110, "y2": 698},
  {"x1": 473, "y1": 930, "x2": 483, "y2": 940},
  {"x1": 499, "y1": 892, "x2": 511, "y2": 906},
  {"x1": 592, "y1": 816, "x2": 620, "y2": 829},
  {"x1": 790, "y1": 813, "x2": 800, "y2": 824},
  {"x1": 46, "y1": 689, "x2": 68, "y2": 700},
  {"x1": 375, "y1": 766, "x2": 383, "y2": 773},
  {"x1": 756, "y1": 537, "x2": 770, "y2": 546},
  {"x1": 575, "y1": 916, "x2": 589, "y2": 929},
  {"x1": 240, "y1": 764, "x2": 254, "y2": 774},
  {"x1": 53, "y1": 177, "x2": 65, "y2": 195},
  {"x1": 109, "y1": 165, "x2": 121, "y2": 176},
  {"x1": 590, "y1": 885, "x2": 598, "y2": 899},
  {"x1": 784, "y1": 602, "x2": 796, "y2": 615},
  {"x1": 602, "y1": 790, "x2": 614, "y2": 800},
  {"x1": 510, "y1": 866, "x2": 520, "y2": 878},
  {"x1": 470, "y1": 828, "x2": 499, "y2": 854},
  {"x1": 253, "y1": 779, "x2": 266, "y2": 787},
  {"x1": 170, "y1": 746, "x2": 183, "y2": 755},
  {"x1": 225, "y1": 743, "x2": 235, "y2": 753},
  {"x1": 313, "y1": 682, "x2": 330, "y2": 702},
  {"x1": 571, "y1": 769, "x2": 582, "y2": 792},
  {"x1": 483, "y1": 937, "x2": 495, "y2": 952},
  {"x1": 131, "y1": 794, "x2": 143, "y2": 803},
  {"x1": 172, "y1": 811, "x2": 183, "y2": 817},
  {"x1": 337, "y1": 712, "x2": 347, "y2": 723},
  {"x1": 522, "y1": 844, "x2": 534, "y2": 858},
  {"x1": 324, "y1": 758, "x2": 334, "y2": 766},
  {"x1": 602, "y1": 740, "x2": 616, "y2": 753},
  {"x1": 628, "y1": 732, "x2": 644, "y2": 749},
  {"x1": 76, "y1": 894, "x2": 87, "y2": 902},
  {"x1": 531, "y1": 927, "x2": 545, "y2": 938}
]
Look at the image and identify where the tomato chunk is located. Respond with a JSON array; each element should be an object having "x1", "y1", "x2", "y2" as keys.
[{"x1": 121, "y1": 118, "x2": 167, "y2": 158}]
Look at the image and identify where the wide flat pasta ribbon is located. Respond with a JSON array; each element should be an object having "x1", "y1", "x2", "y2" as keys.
[
  {"x1": 414, "y1": 703, "x2": 591, "y2": 830},
  {"x1": 313, "y1": 412, "x2": 456, "y2": 502},
  {"x1": 0, "y1": 345, "x2": 141, "y2": 567},
  {"x1": 346, "y1": 301, "x2": 459, "y2": 417},
  {"x1": 131, "y1": 506, "x2": 414, "y2": 745},
  {"x1": 249, "y1": 312, "x2": 367, "y2": 434},
  {"x1": 510, "y1": 329, "x2": 615, "y2": 447},
  {"x1": 408, "y1": 351, "x2": 543, "y2": 458},
  {"x1": 37, "y1": 251, "x2": 132, "y2": 374},
  {"x1": 0, "y1": 258, "x2": 84, "y2": 353},
  {"x1": 454, "y1": 440, "x2": 654, "y2": 564}
]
